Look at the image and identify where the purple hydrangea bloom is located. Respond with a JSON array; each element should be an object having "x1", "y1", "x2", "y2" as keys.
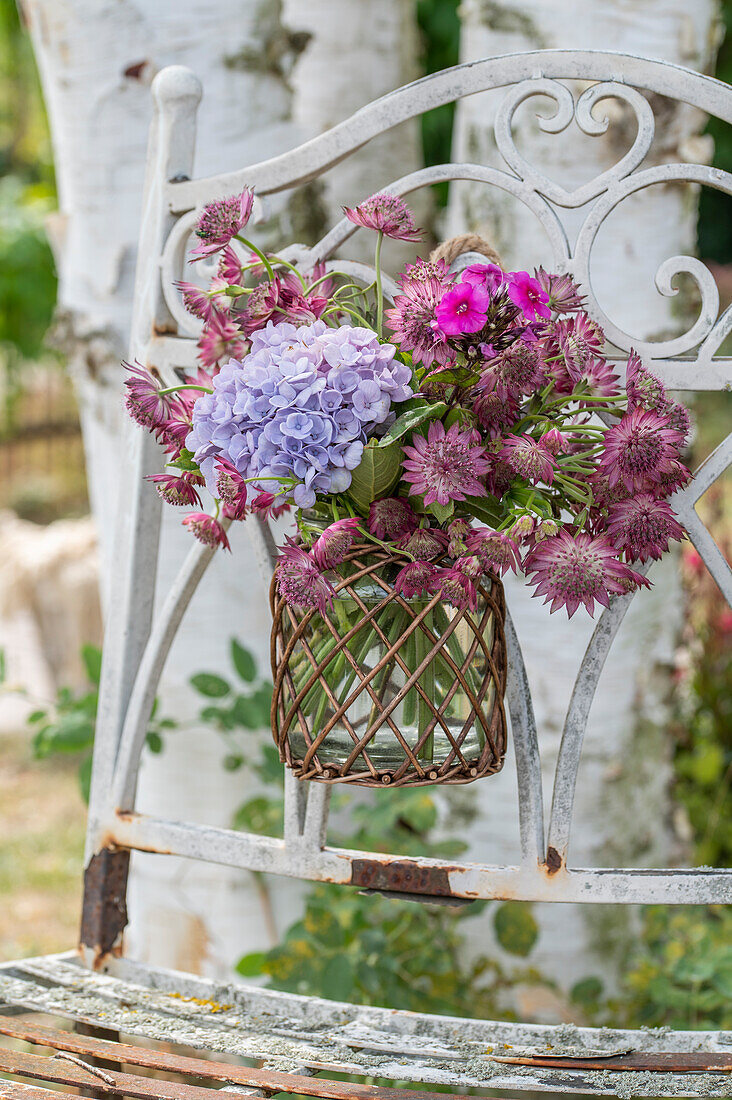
[{"x1": 186, "y1": 320, "x2": 413, "y2": 509}]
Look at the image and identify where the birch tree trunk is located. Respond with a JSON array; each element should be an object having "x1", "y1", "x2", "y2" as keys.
[
  {"x1": 446, "y1": 0, "x2": 721, "y2": 996},
  {"x1": 23, "y1": 0, "x2": 423, "y2": 979}
]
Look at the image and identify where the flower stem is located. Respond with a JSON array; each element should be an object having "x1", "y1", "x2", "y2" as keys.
[
  {"x1": 234, "y1": 234, "x2": 276, "y2": 281},
  {"x1": 158, "y1": 383, "x2": 213, "y2": 396},
  {"x1": 374, "y1": 231, "x2": 384, "y2": 337}
]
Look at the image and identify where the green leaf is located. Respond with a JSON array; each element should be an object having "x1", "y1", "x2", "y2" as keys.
[
  {"x1": 461, "y1": 495, "x2": 506, "y2": 528},
  {"x1": 146, "y1": 731, "x2": 163, "y2": 754},
  {"x1": 26, "y1": 709, "x2": 47, "y2": 724},
  {"x1": 427, "y1": 500, "x2": 454, "y2": 524},
  {"x1": 377, "y1": 400, "x2": 448, "y2": 447},
  {"x1": 236, "y1": 951, "x2": 268, "y2": 977},
  {"x1": 347, "y1": 439, "x2": 402, "y2": 512},
  {"x1": 493, "y1": 902, "x2": 539, "y2": 958},
  {"x1": 168, "y1": 448, "x2": 200, "y2": 473},
  {"x1": 231, "y1": 639, "x2": 257, "y2": 683},
  {"x1": 190, "y1": 673, "x2": 231, "y2": 698},
  {"x1": 224, "y1": 754, "x2": 244, "y2": 771},
  {"x1": 0, "y1": 648, "x2": 5, "y2": 684},
  {"x1": 81, "y1": 644, "x2": 102, "y2": 686}
]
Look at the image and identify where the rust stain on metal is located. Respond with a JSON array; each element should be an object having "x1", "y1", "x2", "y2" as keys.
[
  {"x1": 545, "y1": 846, "x2": 563, "y2": 875},
  {"x1": 80, "y1": 849, "x2": 130, "y2": 970},
  {"x1": 490, "y1": 1051, "x2": 732, "y2": 1073},
  {"x1": 351, "y1": 858, "x2": 458, "y2": 897}
]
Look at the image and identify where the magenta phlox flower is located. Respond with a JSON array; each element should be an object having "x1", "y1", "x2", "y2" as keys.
[
  {"x1": 599, "y1": 406, "x2": 685, "y2": 495},
  {"x1": 311, "y1": 517, "x2": 361, "y2": 570},
  {"x1": 500, "y1": 435, "x2": 556, "y2": 485},
  {"x1": 524, "y1": 529, "x2": 648, "y2": 617},
  {"x1": 435, "y1": 281, "x2": 490, "y2": 336},
  {"x1": 402, "y1": 420, "x2": 490, "y2": 506},
  {"x1": 343, "y1": 192, "x2": 422, "y2": 241},
  {"x1": 429, "y1": 567, "x2": 478, "y2": 611},
  {"x1": 535, "y1": 267, "x2": 584, "y2": 312},
  {"x1": 461, "y1": 263, "x2": 507, "y2": 295},
  {"x1": 190, "y1": 189, "x2": 254, "y2": 259},
  {"x1": 507, "y1": 271, "x2": 551, "y2": 321},
  {"x1": 276, "y1": 537, "x2": 335, "y2": 612},
  {"x1": 479, "y1": 340, "x2": 547, "y2": 401},
  {"x1": 385, "y1": 259, "x2": 455, "y2": 368},
  {"x1": 398, "y1": 526, "x2": 447, "y2": 561},
  {"x1": 465, "y1": 529, "x2": 521, "y2": 575},
  {"x1": 147, "y1": 473, "x2": 202, "y2": 508},
  {"x1": 368, "y1": 497, "x2": 417, "y2": 541},
  {"x1": 182, "y1": 512, "x2": 231, "y2": 551},
  {"x1": 394, "y1": 560, "x2": 438, "y2": 599},
  {"x1": 606, "y1": 494, "x2": 685, "y2": 563}
]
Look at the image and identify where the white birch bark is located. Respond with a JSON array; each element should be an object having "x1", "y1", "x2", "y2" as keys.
[
  {"x1": 23, "y1": 0, "x2": 424, "y2": 979},
  {"x1": 446, "y1": 0, "x2": 721, "y2": 995}
]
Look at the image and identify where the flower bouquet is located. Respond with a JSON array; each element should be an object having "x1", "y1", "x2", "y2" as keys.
[{"x1": 124, "y1": 189, "x2": 690, "y2": 786}]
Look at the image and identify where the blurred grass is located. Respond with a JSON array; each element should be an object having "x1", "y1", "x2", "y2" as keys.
[{"x1": 0, "y1": 735, "x2": 85, "y2": 960}]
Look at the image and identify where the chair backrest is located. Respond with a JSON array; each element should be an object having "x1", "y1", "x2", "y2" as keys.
[{"x1": 81, "y1": 50, "x2": 732, "y2": 970}]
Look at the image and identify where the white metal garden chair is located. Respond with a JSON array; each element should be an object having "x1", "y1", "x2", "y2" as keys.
[{"x1": 1, "y1": 49, "x2": 731, "y2": 1099}]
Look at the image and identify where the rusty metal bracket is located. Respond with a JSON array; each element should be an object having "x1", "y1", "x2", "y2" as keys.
[{"x1": 79, "y1": 850, "x2": 130, "y2": 969}]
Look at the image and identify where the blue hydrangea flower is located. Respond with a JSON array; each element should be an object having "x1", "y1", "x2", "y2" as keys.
[{"x1": 186, "y1": 320, "x2": 412, "y2": 508}]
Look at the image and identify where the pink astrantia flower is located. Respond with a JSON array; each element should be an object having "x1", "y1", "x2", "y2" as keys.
[
  {"x1": 123, "y1": 361, "x2": 180, "y2": 432},
  {"x1": 524, "y1": 529, "x2": 648, "y2": 618},
  {"x1": 435, "y1": 281, "x2": 490, "y2": 335},
  {"x1": 343, "y1": 192, "x2": 422, "y2": 242},
  {"x1": 197, "y1": 312, "x2": 248, "y2": 368},
  {"x1": 182, "y1": 512, "x2": 231, "y2": 551},
  {"x1": 368, "y1": 497, "x2": 417, "y2": 542},
  {"x1": 394, "y1": 560, "x2": 438, "y2": 599},
  {"x1": 402, "y1": 420, "x2": 490, "y2": 507},
  {"x1": 250, "y1": 490, "x2": 290, "y2": 520},
  {"x1": 447, "y1": 518, "x2": 471, "y2": 558},
  {"x1": 176, "y1": 281, "x2": 220, "y2": 323},
  {"x1": 535, "y1": 267, "x2": 584, "y2": 312},
  {"x1": 540, "y1": 428, "x2": 567, "y2": 455},
  {"x1": 599, "y1": 407, "x2": 685, "y2": 494},
  {"x1": 473, "y1": 387, "x2": 521, "y2": 438},
  {"x1": 190, "y1": 189, "x2": 255, "y2": 259},
  {"x1": 465, "y1": 530, "x2": 521, "y2": 575},
  {"x1": 146, "y1": 472, "x2": 202, "y2": 508},
  {"x1": 214, "y1": 457, "x2": 248, "y2": 520},
  {"x1": 276, "y1": 537, "x2": 335, "y2": 613},
  {"x1": 311, "y1": 518, "x2": 361, "y2": 570},
  {"x1": 479, "y1": 340, "x2": 547, "y2": 401},
  {"x1": 218, "y1": 244, "x2": 245, "y2": 286},
  {"x1": 398, "y1": 526, "x2": 447, "y2": 561},
  {"x1": 606, "y1": 495, "x2": 685, "y2": 563},
  {"x1": 430, "y1": 567, "x2": 478, "y2": 611},
  {"x1": 507, "y1": 271, "x2": 551, "y2": 321},
  {"x1": 500, "y1": 435, "x2": 556, "y2": 485},
  {"x1": 553, "y1": 315, "x2": 604, "y2": 379},
  {"x1": 461, "y1": 263, "x2": 507, "y2": 295},
  {"x1": 385, "y1": 259, "x2": 455, "y2": 368},
  {"x1": 625, "y1": 351, "x2": 667, "y2": 413},
  {"x1": 551, "y1": 354, "x2": 619, "y2": 399}
]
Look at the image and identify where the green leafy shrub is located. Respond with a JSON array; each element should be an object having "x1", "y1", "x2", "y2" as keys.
[{"x1": 26, "y1": 644, "x2": 174, "y2": 802}]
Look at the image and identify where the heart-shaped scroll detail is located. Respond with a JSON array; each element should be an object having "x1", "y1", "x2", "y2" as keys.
[{"x1": 494, "y1": 78, "x2": 655, "y2": 209}]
